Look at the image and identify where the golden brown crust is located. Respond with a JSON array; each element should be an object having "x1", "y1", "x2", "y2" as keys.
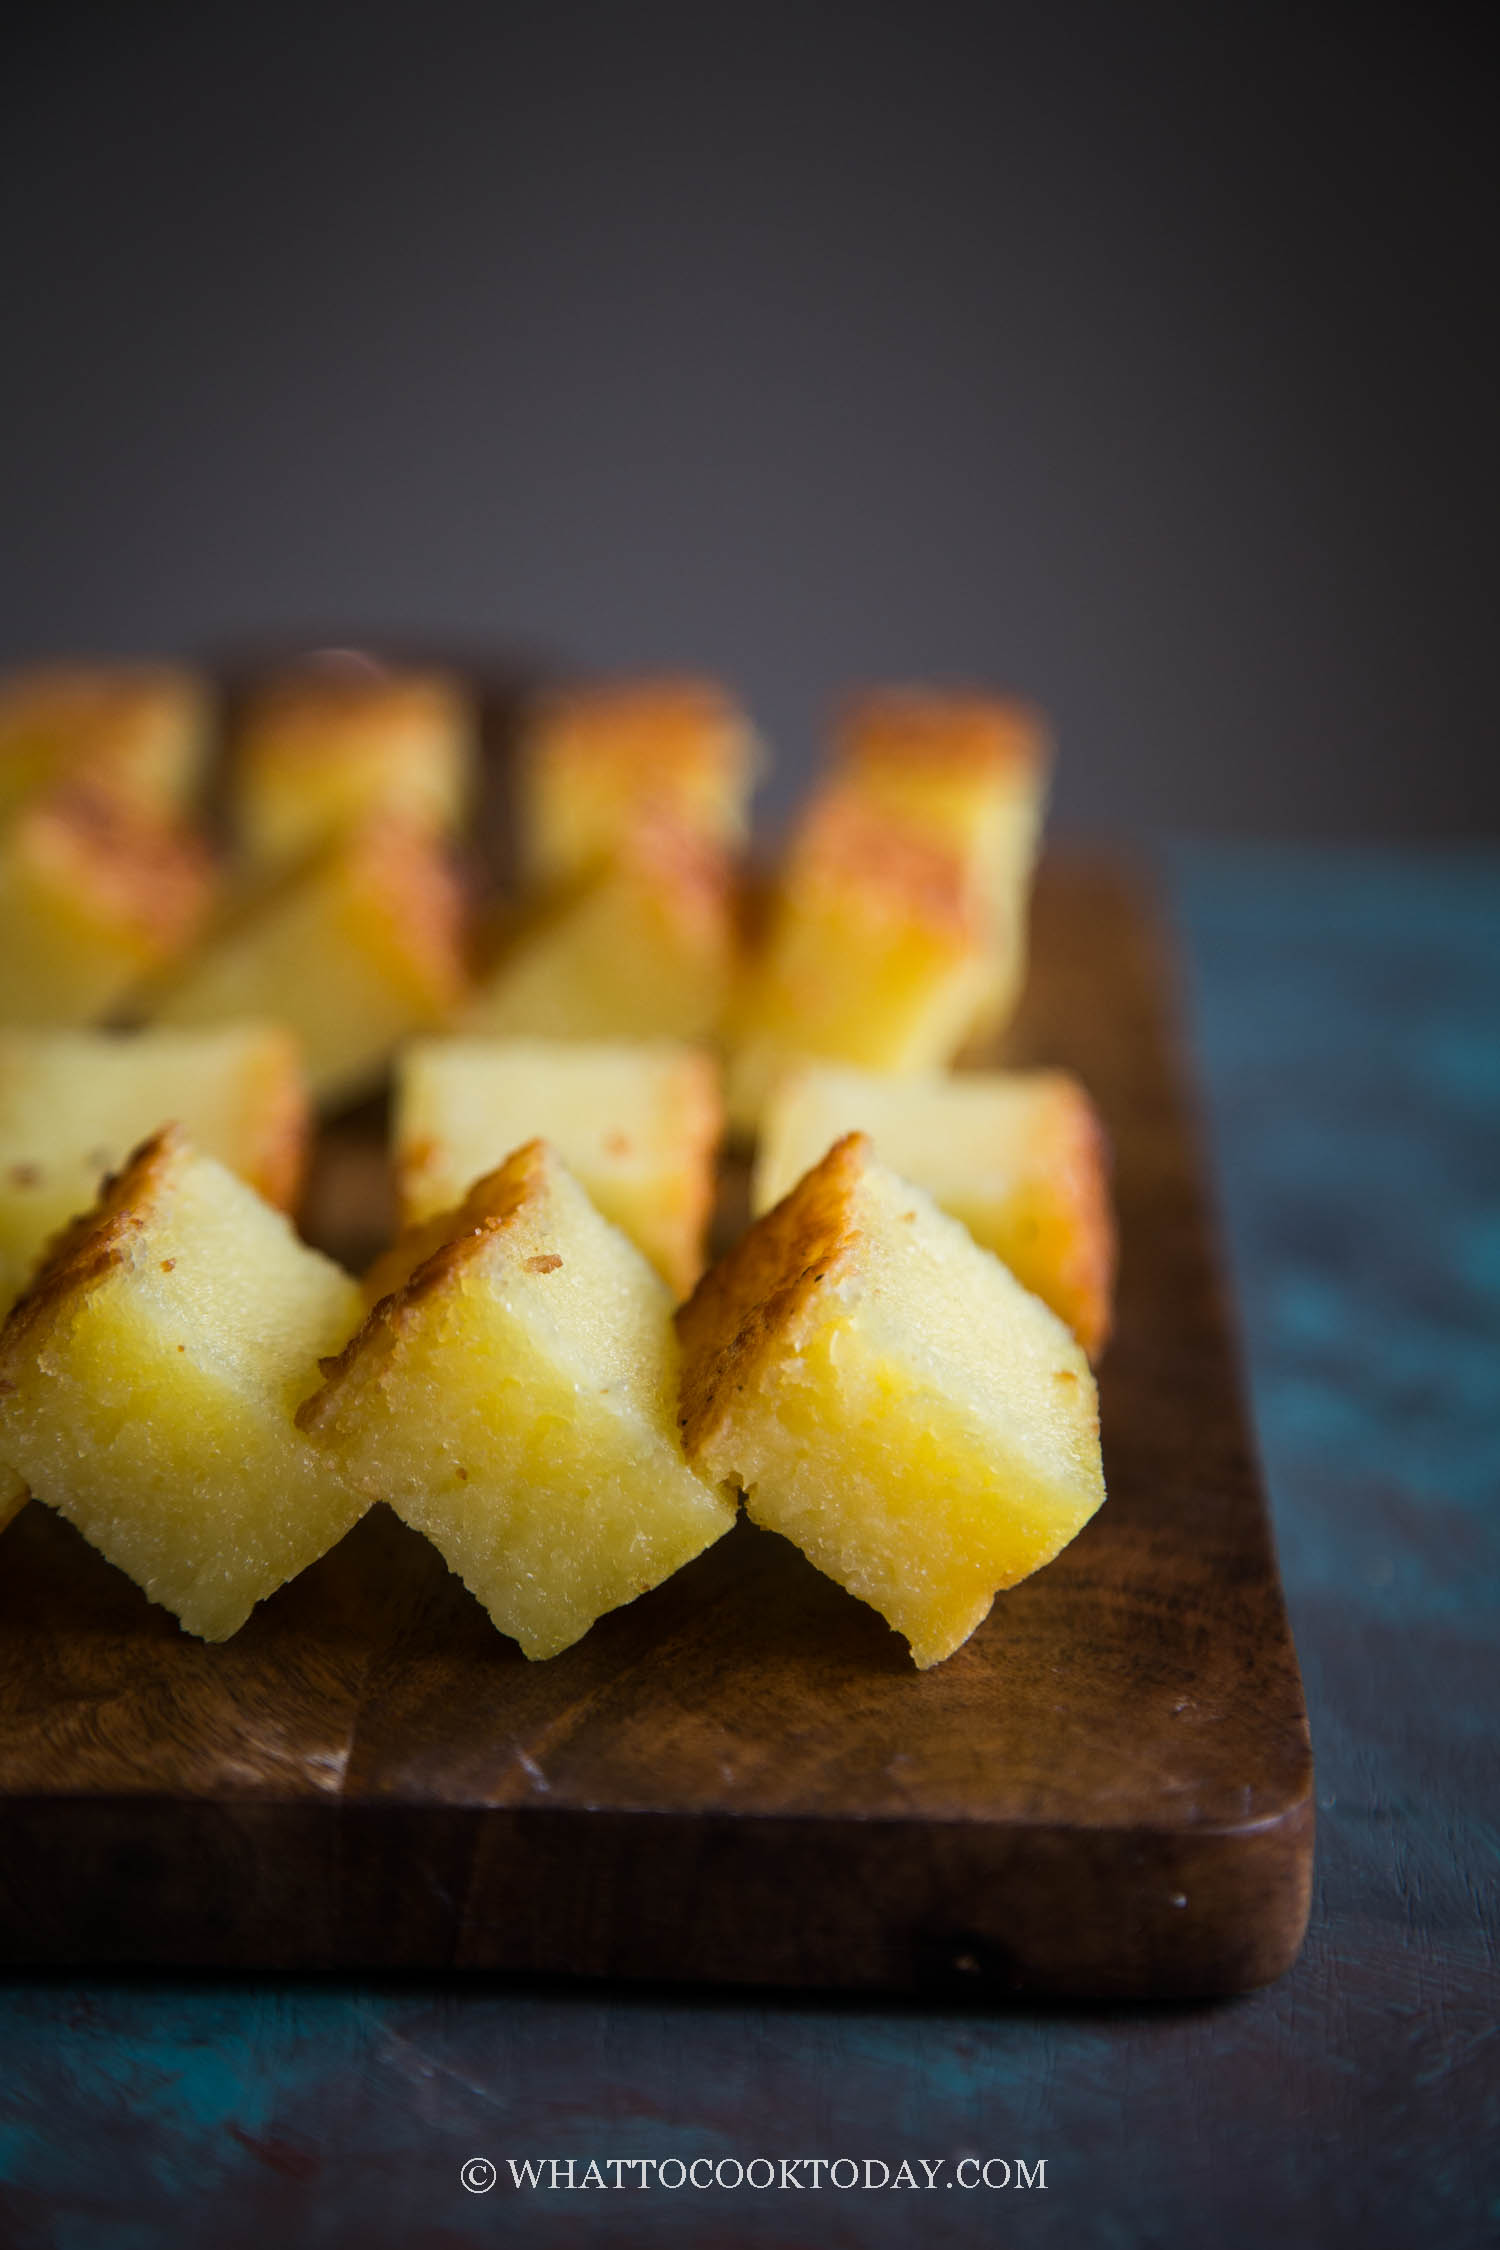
[
  {"x1": 675, "y1": 1131, "x2": 868, "y2": 1461},
  {"x1": 341, "y1": 819, "x2": 469, "y2": 1011},
  {"x1": 0, "y1": 664, "x2": 204, "y2": 745},
  {"x1": 13, "y1": 787, "x2": 214, "y2": 957},
  {"x1": 495, "y1": 809, "x2": 738, "y2": 972},
  {"x1": 0, "y1": 1124, "x2": 185, "y2": 1373},
  {"x1": 394, "y1": 1045, "x2": 724, "y2": 1299},
  {"x1": 834, "y1": 687, "x2": 1052, "y2": 783},
  {"x1": 242, "y1": 1027, "x2": 313, "y2": 1213},
  {"x1": 615, "y1": 810, "x2": 739, "y2": 938},
  {"x1": 357, "y1": 1197, "x2": 472, "y2": 1312},
  {"x1": 782, "y1": 784, "x2": 983, "y2": 944},
  {"x1": 236, "y1": 664, "x2": 469, "y2": 762},
  {"x1": 304, "y1": 1138, "x2": 553, "y2": 1428},
  {"x1": 380, "y1": 1136, "x2": 547, "y2": 1305},
  {"x1": 1034, "y1": 1072, "x2": 1117, "y2": 1362},
  {"x1": 525, "y1": 675, "x2": 752, "y2": 780}
]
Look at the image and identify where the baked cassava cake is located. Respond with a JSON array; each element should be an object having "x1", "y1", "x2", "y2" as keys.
[
  {"x1": 517, "y1": 675, "x2": 761, "y2": 889},
  {"x1": 395, "y1": 1036, "x2": 722, "y2": 1298},
  {"x1": 754, "y1": 1062, "x2": 1115, "y2": 1359},
  {"x1": 0, "y1": 662, "x2": 210, "y2": 825},
  {"x1": 465, "y1": 813, "x2": 736, "y2": 1047},
  {"x1": 677, "y1": 1131, "x2": 1106, "y2": 1668},
  {"x1": 0, "y1": 1023, "x2": 309, "y2": 1318},
  {"x1": 0, "y1": 787, "x2": 213, "y2": 1028},
  {"x1": 727, "y1": 783, "x2": 994, "y2": 1131},
  {"x1": 300, "y1": 1139, "x2": 736, "y2": 1660},
  {"x1": 0, "y1": 1126, "x2": 366, "y2": 1640},
  {"x1": 230, "y1": 662, "x2": 475, "y2": 870},
  {"x1": 147, "y1": 819, "x2": 466, "y2": 1106},
  {"x1": 832, "y1": 687, "x2": 1050, "y2": 1037}
]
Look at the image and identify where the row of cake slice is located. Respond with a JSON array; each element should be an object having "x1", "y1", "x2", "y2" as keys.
[
  {"x1": 0, "y1": 1024, "x2": 1114, "y2": 1345},
  {"x1": 0, "y1": 1068, "x2": 1108, "y2": 1674},
  {"x1": 0, "y1": 667, "x2": 1046, "y2": 1126}
]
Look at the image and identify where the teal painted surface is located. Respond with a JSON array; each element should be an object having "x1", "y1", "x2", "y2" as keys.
[{"x1": 1, "y1": 848, "x2": 1497, "y2": 2249}]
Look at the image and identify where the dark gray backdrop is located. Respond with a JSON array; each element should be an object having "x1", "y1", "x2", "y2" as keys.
[{"x1": 3, "y1": 1, "x2": 1495, "y2": 836}]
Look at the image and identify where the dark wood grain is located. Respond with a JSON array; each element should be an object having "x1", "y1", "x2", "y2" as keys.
[{"x1": 0, "y1": 858, "x2": 1313, "y2": 1996}]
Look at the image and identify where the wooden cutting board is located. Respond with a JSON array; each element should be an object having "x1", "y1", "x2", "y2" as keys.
[{"x1": 0, "y1": 858, "x2": 1313, "y2": 1998}]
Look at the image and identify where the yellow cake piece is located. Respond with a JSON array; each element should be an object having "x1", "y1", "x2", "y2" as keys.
[
  {"x1": 517, "y1": 675, "x2": 760, "y2": 889},
  {"x1": 231, "y1": 662, "x2": 476, "y2": 869},
  {"x1": 833, "y1": 687, "x2": 1051, "y2": 1036},
  {"x1": 0, "y1": 662, "x2": 210, "y2": 825},
  {"x1": 465, "y1": 814, "x2": 736, "y2": 1046},
  {"x1": 300, "y1": 1140, "x2": 736, "y2": 1660},
  {"x1": 0, "y1": 1024, "x2": 309, "y2": 1318},
  {"x1": 754, "y1": 1062, "x2": 1114, "y2": 1358},
  {"x1": 0, "y1": 787, "x2": 213, "y2": 1028},
  {"x1": 677, "y1": 1132, "x2": 1105, "y2": 1668},
  {"x1": 148, "y1": 820, "x2": 466, "y2": 1107},
  {"x1": 0, "y1": 1127, "x2": 366, "y2": 1639},
  {"x1": 727, "y1": 783, "x2": 993, "y2": 1131},
  {"x1": 395, "y1": 1036, "x2": 721, "y2": 1298}
]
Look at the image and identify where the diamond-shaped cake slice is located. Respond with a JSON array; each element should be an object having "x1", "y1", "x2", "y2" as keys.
[
  {"x1": 230, "y1": 663, "x2": 476, "y2": 870},
  {"x1": 727, "y1": 783, "x2": 994, "y2": 1130},
  {"x1": 0, "y1": 1126, "x2": 366, "y2": 1639},
  {"x1": 517, "y1": 675, "x2": 761, "y2": 889},
  {"x1": 465, "y1": 814, "x2": 736, "y2": 1046},
  {"x1": 0, "y1": 663, "x2": 210, "y2": 825},
  {"x1": 395, "y1": 1036, "x2": 722, "y2": 1297},
  {"x1": 148, "y1": 819, "x2": 466, "y2": 1106},
  {"x1": 0, "y1": 787, "x2": 213, "y2": 1028},
  {"x1": 299, "y1": 1139, "x2": 736, "y2": 1659},
  {"x1": 0, "y1": 1023, "x2": 309, "y2": 1318},
  {"x1": 754, "y1": 1062, "x2": 1115, "y2": 1358},
  {"x1": 832, "y1": 687, "x2": 1051, "y2": 1038},
  {"x1": 677, "y1": 1131, "x2": 1105, "y2": 1668}
]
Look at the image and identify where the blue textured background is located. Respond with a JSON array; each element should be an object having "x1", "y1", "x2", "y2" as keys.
[{"x1": 1, "y1": 847, "x2": 1496, "y2": 2249}]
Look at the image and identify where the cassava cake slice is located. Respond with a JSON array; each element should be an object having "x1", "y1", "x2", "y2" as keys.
[
  {"x1": 299, "y1": 1139, "x2": 736, "y2": 1659},
  {"x1": 832, "y1": 687, "x2": 1051, "y2": 1038},
  {"x1": 0, "y1": 1023, "x2": 309, "y2": 1318},
  {"x1": 147, "y1": 819, "x2": 466, "y2": 1106},
  {"x1": 230, "y1": 661, "x2": 475, "y2": 869},
  {"x1": 677, "y1": 1131, "x2": 1106, "y2": 1668},
  {"x1": 726, "y1": 782, "x2": 994, "y2": 1131},
  {"x1": 0, "y1": 663, "x2": 210, "y2": 825},
  {"x1": 464, "y1": 813, "x2": 736, "y2": 1047},
  {"x1": 0, "y1": 787, "x2": 213, "y2": 1027},
  {"x1": 754, "y1": 1062, "x2": 1115, "y2": 1358},
  {"x1": 0, "y1": 1126, "x2": 366, "y2": 1639},
  {"x1": 395, "y1": 1036, "x2": 722, "y2": 1297},
  {"x1": 517, "y1": 675, "x2": 761, "y2": 889}
]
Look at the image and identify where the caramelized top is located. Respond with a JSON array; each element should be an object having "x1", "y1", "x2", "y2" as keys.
[
  {"x1": 0, "y1": 663, "x2": 202, "y2": 743},
  {"x1": 782, "y1": 784, "x2": 984, "y2": 941},
  {"x1": 527, "y1": 676, "x2": 751, "y2": 779},
  {"x1": 339, "y1": 818, "x2": 470, "y2": 1009},
  {"x1": 13, "y1": 787, "x2": 214, "y2": 954},
  {"x1": 834, "y1": 686, "x2": 1051, "y2": 781},
  {"x1": 237, "y1": 664, "x2": 468, "y2": 758},
  {"x1": 305, "y1": 1139, "x2": 555, "y2": 1421},
  {"x1": 675, "y1": 1131, "x2": 868, "y2": 1460},
  {"x1": 0, "y1": 1123, "x2": 186, "y2": 1365},
  {"x1": 611, "y1": 809, "x2": 739, "y2": 930}
]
